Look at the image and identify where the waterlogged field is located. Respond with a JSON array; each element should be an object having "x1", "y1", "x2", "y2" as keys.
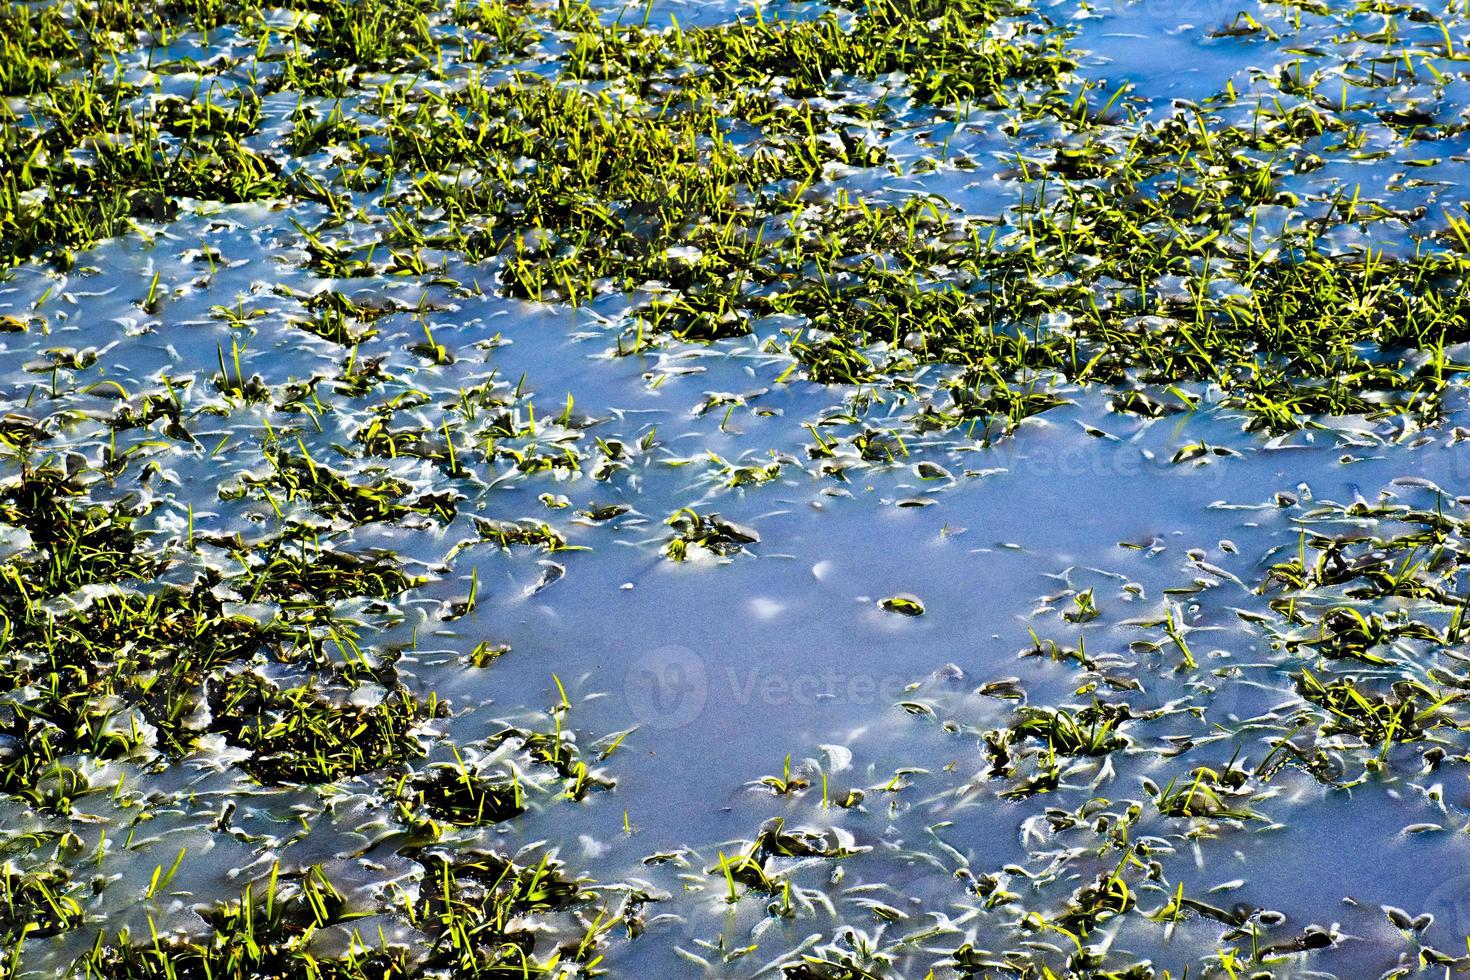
[{"x1": 10, "y1": 0, "x2": 1470, "y2": 975}]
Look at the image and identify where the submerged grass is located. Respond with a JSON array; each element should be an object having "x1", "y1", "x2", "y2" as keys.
[
  {"x1": 4, "y1": 0, "x2": 1470, "y2": 977},
  {"x1": 76, "y1": 849, "x2": 603, "y2": 979},
  {"x1": 4, "y1": 0, "x2": 1465, "y2": 430}
]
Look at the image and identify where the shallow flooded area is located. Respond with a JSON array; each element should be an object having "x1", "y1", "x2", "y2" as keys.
[{"x1": 5, "y1": 0, "x2": 1470, "y2": 975}]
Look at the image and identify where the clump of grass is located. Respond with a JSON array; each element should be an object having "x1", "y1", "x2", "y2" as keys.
[
  {"x1": 1296, "y1": 670, "x2": 1456, "y2": 746},
  {"x1": 77, "y1": 846, "x2": 626, "y2": 980},
  {"x1": 209, "y1": 672, "x2": 438, "y2": 784},
  {"x1": 405, "y1": 848, "x2": 605, "y2": 976},
  {"x1": 1285, "y1": 607, "x2": 1438, "y2": 664},
  {"x1": 664, "y1": 508, "x2": 759, "y2": 560},
  {"x1": 0, "y1": 862, "x2": 84, "y2": 943},
  {"x1": 490, "y1": 720, "x2": 615, "y2": 801},
  {"x1": 1047, "y1": 848, "x2": 1143, "y2": 938},
  {"x1": 226, "y1": 445, "x2": 457, "y2": 525},
  {"x1": 238, "y1": 542, "x2": 422, "y2": 604},
  {"x1": 709, "y1": 817, "x2": 863, "y2": 903},
  {"x1": 398, "y1": 759, "x2": 524, "y2": 827},
  {"x1": 1153, "y1": 763, "x2": 1257, "y2": 820},
  {"x1": 1, "y1": 76, "x2": 287, "y2": 267},
  {"x1": 73, "y1": 851, "x2": 605, "y2": 980},
  {"x1": 0, "y1": 470, "x2": 216, "y2": 797},
  {"x1": 1012, "y1": 704, "x2": 1127, "y2": 756},
  {"x1": 0, "y1": 462, "x2": 456, "y2": 806},
  {"x1": 473, "y1": 517, "x2": 571, "y2": 552}
]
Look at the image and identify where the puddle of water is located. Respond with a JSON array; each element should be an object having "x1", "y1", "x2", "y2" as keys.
[{"x1": 6, "y1": 0, "x2": 1470, "y2": 975}]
